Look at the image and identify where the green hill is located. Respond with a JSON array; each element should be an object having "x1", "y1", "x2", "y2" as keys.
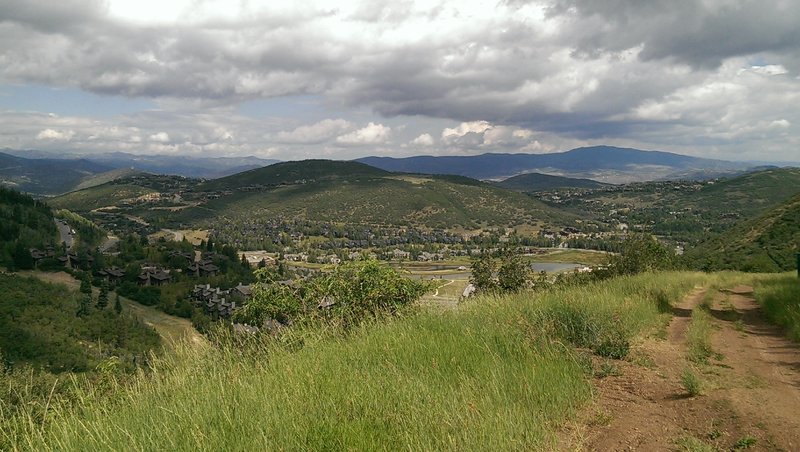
[
  {"x1": 686, "y1": 192, "x2": 800, "y2": 272},
  {"x1": 496, "y1": 172, "x2": 610, "y2": 192},
  {"x1": 53, "y1": 160, "x2": 574, "y2": 231},
  {"x1": 0, "y1": 152, "x2": 113, "y2": 195},
  {"x1": 48, "y1": 183, "x2": 158, "y2": 212},
  {"x1": 199, "y1": 159, "x2": 390, "y2": 191},
  {"x1": 685, "y1": 167, "x2": 800, "y2": 215},
  {"x1": 72, "y1": 168, "x2": 144, "y2": 192},
  {"x1": 192, "y1": 173, "x2": 568, "y2": 229}
]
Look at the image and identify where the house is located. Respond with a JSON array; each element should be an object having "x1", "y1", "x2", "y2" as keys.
[
  {"x1": 168, "y1": 251, "x2": 195, "y2": 264},
  {"x1": 138, "y1": 267, "x2": 171, "y2": 286},
  {"x1": 190, "y1": 284, "x2": 238, "y2": 317},
  {"x1": 283, "y1": 253, "x2": 308, "y2": 262},
  {"x1": 418, "y1": 252, "x2": 444, "y2": 262},
  {"x1": 97, "y1": 266, "x2": 126, "y2": 283},
  {"x1": 230, "y1": 283, "x2": 252, "y2": 301},
  {"x1": 187, "y1": 259, "x2": 219, "y2": 277},
  {"x1": 392, "y1": 249, "x2": 411, "y2": 260},
  {"x1": 57, "y1": 252, "x2": 92, "y2": 269}
]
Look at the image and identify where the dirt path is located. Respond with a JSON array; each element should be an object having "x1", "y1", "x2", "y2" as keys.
[{"x1": 566, "y1": 284, "x2": 800, "y2": 451}]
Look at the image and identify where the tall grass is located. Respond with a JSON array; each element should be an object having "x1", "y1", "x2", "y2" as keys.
[
  {"x1": 754, "y1": 273, "x2": 800, "y2": 341},
  {"x1": 6, "y1": 272, "x2": 706, "y2": 451},
  {"x1": 687, "y1": 294, "x2": 716, "y2": 364}
]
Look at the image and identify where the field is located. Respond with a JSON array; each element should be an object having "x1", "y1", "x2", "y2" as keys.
[{"x1": 7, "y1": 272, "x2": 706, "y2": 450}]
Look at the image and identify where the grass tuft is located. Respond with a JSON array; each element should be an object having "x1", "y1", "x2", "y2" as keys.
[{"x1": 681, "y1": 367, "x2": 703, "y2": 396}]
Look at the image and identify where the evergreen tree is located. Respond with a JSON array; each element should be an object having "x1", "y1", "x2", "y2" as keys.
[
  {"x1": 97, "y1": 281, "x2": 109, "y2": 309},
  {"x1": 79, "y1": 274, "x2": 92, "y2": 295},
  {"x1": 114, "y1": 293, "x2": 123, "y2": 315},
  {"x1": 11, "y1": 241, "x2": 34, "y2": 271},
  {"x1": 77, "y1": 293, "x2": 92, "y2": 317}
]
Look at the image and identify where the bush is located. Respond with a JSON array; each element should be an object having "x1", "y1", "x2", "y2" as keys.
[
  {"x1": 610, "y1": 234, "x2": 675, "y2": 275},
  {"x1": 234, "y1": 261, "x2": 428, "y2": 329}
]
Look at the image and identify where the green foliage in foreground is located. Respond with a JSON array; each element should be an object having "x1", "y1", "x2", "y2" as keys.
[
  {"x1": 5, "y1": 272, "x2": 707, "y2": 451},
  {"x1": 754, "y1": 273, "x2": 800, "y2": 341},
  {"x1": 234, "y1": 260, "x2": 429, "y2": 329}
]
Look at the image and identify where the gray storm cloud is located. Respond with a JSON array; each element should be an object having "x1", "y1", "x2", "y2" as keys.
[{"x1": 0, "y1": 0, "x2": 798, "y2": 161}]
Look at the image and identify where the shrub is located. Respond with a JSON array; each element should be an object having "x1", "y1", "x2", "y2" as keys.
[{"x1": 681, "y1": 367, "x2": 702, "y2": 396}]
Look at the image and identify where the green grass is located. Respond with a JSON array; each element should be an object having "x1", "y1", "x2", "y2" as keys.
[
  {"x1": 5, "y1": 272, "x2": 706, "y2": 451},
  {"x1": 754, "y1": 273, "x2": 800, "y2": 341},
  {"x1": 675, "y1": 435, "x2": 716, "y2": 451},
  {"x1": 687, "y1": 303, "x2": 716, "y2": 364},
  {"x1": 681, "y1": 367, "x2": 703, "y2": 396}
]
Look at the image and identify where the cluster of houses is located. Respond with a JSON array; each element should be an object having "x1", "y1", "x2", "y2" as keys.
[{"x1": 189, "y1": 282, "x2": 252, "y2": 317}]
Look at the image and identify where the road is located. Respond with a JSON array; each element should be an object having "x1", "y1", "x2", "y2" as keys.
[{"x1": 54, "y1": 218, "x2": 74, "y2": 250}]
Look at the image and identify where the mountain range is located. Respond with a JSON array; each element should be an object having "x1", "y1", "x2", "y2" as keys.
[
  {"x1": 1, "y1": 149, "x2": 278, "y2": 180},
  {"x1": 357, "y1": 146, "x2": 753, "y2": 183},
  {"x1": 0, "y1": 146, "x2": 773, "y2": 196}
]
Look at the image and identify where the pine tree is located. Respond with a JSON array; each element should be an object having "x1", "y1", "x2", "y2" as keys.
[
  {"x1": 114, "y1": 293, "x2": 123, "y2": 315},
  {"x1": 79, "y1": 274, "x2": 92, "y2": 295},
  {"x1": 97, "y1": 281, "x2": 109, "y2": 309},
  {"x1": 77, "y1": 293, "x2": 92, "y2": 317}
]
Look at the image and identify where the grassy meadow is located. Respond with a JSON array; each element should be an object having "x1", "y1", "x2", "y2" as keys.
[
  {"x1": 6, "y1": 271, "x2": 798, "y2": 451},
  {"x1": 4, "y1": 271, "x2": 713, "y2": 451}
]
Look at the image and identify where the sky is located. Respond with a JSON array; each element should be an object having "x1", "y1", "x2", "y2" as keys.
[{"x1": 0, "y1": 0, "x2": 799, "y2": 162}]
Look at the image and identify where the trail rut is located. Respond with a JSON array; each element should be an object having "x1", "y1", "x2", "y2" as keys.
[{"x1": 566, "y1": 284, "x2": 800, "y2": 451}]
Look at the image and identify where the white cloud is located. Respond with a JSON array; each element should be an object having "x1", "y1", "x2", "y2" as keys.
[
  {"x1": 36, "y1": 128, "x2": 74, "y2": 141},
  {"x1": 410, "y1": 133, "x2": 434, "y2": 147},
  {"x1": 149, "y1": 132, "x2": 170, "y2": 142},
  {"x1": 441, "y1": 121, "x2": 492, "y2": 140},
  {"x1": 750, "y1": 65, "x2": 789, "y2": 76},
  {"x1": 276, "y1": 119, "x2": 352, "y2": 144},
  {"x1": 336, "y1": 122, "x2": 391, "y2": 145}
]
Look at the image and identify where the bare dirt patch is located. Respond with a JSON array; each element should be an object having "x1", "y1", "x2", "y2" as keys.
[{"x1": 565, "y1": 284, "x2": 800, "y2": 451}]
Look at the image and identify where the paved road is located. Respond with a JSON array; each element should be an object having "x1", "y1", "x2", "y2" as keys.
[{"x1": 54, "y1": 218, "x2": 74, "y2": 250}]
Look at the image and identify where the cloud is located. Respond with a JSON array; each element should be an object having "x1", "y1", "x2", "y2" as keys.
[
  {"x1": 410, "y1": 133, "x2": 434, "y2": 147},
  {"x1": 276, "y1": 119, "x2": 352, "y2": 144},
  {"x1": 0, "y1": 0, "x2": 798, "y2": 162},
  {"x1": 336, "y1": 122, "x2": 391, "y2": 145},
  {"x1": 148, "y1": 132, "x2": 170, "y2": 142},
  {"x1": 36, "y1": 128, "x2": 74, "y2": 141}
]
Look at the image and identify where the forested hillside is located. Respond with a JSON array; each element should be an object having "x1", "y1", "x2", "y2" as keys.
[
  {"x1": 0, "y1": 274, "x2": 160, "y2": 373},
  {"x1": 686, "y1": 193, "x2": 800, "y2": 272},
  {"x1": 0, "y1": 187, "x2": 57, "y2": 270}
]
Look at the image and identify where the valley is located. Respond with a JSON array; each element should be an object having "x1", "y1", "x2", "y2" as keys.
[{"x1": 1, "y1": 151, "x2": 799, "y2": 451}]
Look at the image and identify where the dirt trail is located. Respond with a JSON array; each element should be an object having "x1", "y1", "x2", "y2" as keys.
[{"x1": 566, "y1": 284, "x2": 800, "y2": 451}]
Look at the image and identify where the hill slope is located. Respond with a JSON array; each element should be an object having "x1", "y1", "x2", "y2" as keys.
[
  {"x1": 200, "y1": 159, "x2": 389, "y2": 191},
  {"x1": 53, "y1": 160, "x2": 573, "y2": 231},
  {"x1": 357, "y1": 146, "x2": 750, "y2": 182},
  {"x1": 496, "y1": 172, "x2": 610, "y2": 191},
  {"x1": 0, "y1": 152, "x2": 112, "y2": 195},
  {"x1": 686, "y1": 191, "x2": 800, "y2": 271},
  {"x1": 186, "y1": 161, "x2": 569, "y2": 229}
]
